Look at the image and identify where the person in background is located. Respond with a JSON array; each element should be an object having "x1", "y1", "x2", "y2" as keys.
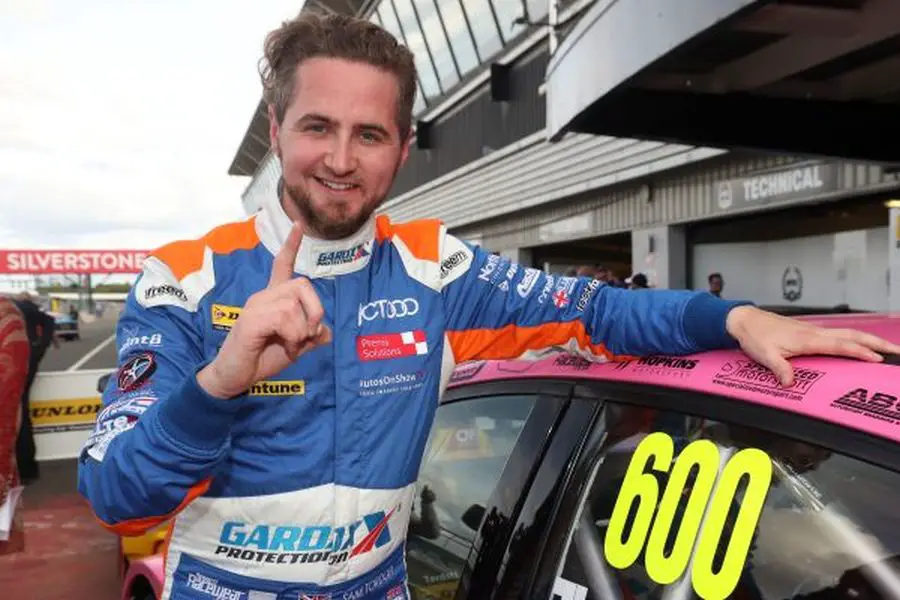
[
  {"x1": 628, "y1": 273, "x2": 649, "y2": 289},
  {"x1": 709, "y1": 272, "x2": 724, "y2": 297},
  {"x1": 576, "y1": 265, "x2": 598, "y2": 278},
  {"x1": 0, "y1": 297, "x2": 30, "y2": 555},
  {"x1": 606, "y1": 268, "x2": 626, "y2": 288},
  {"x1": 12, "y1": 292, "x2": 57, "y2": 483}
]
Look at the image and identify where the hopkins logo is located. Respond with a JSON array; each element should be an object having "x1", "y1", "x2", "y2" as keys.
[
  {"x1": 117, "y1": 352, "x2": 157, "y2": 392},
  {"x1": 316, "y1": 242, "x2": 370, "y2": 267},
  {"x1": 211, "y1": 304, "x2": 242, "y2": 331},
  {"x1": 782, "y1": 266, "x2": 803, "y2": 302},
  {"x1": 215, "y1": 506, "x2": 397, "y2": 567},
  {"x1": 358, "y1": 298, "x2": 419, "y2": 327}
]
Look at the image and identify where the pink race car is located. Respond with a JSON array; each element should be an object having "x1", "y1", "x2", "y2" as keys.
[{"x1": 124, "y1": 313, "x2": 900, "y2": 600}]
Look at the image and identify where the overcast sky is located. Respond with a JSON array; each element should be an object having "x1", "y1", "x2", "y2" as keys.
[{"x1": 0, "y1": 0, "x2": 303, "y2": 251}]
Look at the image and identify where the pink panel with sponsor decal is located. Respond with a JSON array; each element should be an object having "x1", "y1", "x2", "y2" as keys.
[{"x1": 448, "y1": 313, "x2": 900, "y2": 445}]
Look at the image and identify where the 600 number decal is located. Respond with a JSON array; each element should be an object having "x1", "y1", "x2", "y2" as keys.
[{"x1": 603, "y1": 432, "x2": 773, "y2": 600}]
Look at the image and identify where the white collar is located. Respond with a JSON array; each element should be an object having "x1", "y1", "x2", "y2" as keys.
[{"x1": 255, "y1": 188, "x2": 375, "y2": 279}]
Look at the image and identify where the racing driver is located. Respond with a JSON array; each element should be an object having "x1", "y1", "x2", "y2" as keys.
[{"x1": 77, "y1": 12, "x2": 900, "y2": 600}]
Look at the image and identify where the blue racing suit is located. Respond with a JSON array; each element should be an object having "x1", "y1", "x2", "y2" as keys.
[{"x1": 77, "y1": 192, "x2": 750, "y2": 599}]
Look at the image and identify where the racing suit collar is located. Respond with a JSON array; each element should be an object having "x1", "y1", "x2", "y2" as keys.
[{"x1": 256, "y1": 188, "x2": 375, "y2": 279}]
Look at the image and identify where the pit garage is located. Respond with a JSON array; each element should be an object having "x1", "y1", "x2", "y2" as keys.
[
  {"x1": 531, "y1": 232, "x2": 632, "y2": 279},
  {"x1": 688, "y1": 190, "x2": 897, "y2": 311},
  {"x1": 545, "y1": 0, "x2": 900, "y2": 311}
]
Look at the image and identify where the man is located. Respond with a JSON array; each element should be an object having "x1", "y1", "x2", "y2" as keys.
[
  {"x1": 628, "y1": 273, "x2": 649, "y2": 289},
  {"x1": 0, "y1": 296, "x2": 29, "y2": 555},
  {"x1": 77, "y1": 13, "x2": 900, "y2": 599},
  {"x1": 13, "y1": 291, "x2": 56, "y2": 483},
  {"x1": 709, "y1": 272, "x2": 724, "y2": 297}
]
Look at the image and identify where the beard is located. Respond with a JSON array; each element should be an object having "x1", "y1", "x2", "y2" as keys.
[
  {"x1": 283, "y1": 180, "x2": 373, "y2": 240},
  {"x1": 278, "y1": 159, "x2": 401, "y2": 241}
]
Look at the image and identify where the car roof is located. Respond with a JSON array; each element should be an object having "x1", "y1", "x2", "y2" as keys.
[{"x1": 448, "y1": 313, "x2": 900, "y2": 446}]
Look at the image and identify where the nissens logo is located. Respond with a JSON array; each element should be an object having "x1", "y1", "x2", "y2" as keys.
[
  {"x1": 358, "y1": 298, "x2": 419, "y2": 326},
  {"x1": 249, "y1": 380, "x2": 305, "y2": 396},
  {"x1": 216, "y1": 507, "x2": 396, "y2": 567},
  {"x1": 316, "y1": 242, "x2": 370, "y2": 267}
]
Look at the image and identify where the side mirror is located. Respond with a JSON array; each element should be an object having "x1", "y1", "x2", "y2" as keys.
[
  {"x1": 97, "y1": 373, "x2": 113, "y2": 394},
  {"x1": 461, "y1": 504, "x2": 486, "y2": 531}
]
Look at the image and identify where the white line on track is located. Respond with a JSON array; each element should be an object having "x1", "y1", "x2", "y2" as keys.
[{"x1": 67, "y1": 333, "x2": 116, "y2": 372}]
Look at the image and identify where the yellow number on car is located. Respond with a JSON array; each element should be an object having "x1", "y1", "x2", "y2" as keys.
[{"x1": 603, "y1": 432, "x2": 773, "y2": 600}]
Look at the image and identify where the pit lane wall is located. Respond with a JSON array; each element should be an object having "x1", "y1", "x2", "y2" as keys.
[{"x1": 27, "y1": 370, "x2": 105, "y2": 461}]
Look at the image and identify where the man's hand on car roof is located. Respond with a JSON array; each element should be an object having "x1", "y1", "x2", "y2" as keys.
[{"x1": 726, "y1": 306, "x2": 900, "y2": 387}]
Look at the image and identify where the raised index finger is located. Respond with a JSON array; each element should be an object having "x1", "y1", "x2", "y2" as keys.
[{"x1": 269, "y1": 222, "x2": 303, "y2": 287}]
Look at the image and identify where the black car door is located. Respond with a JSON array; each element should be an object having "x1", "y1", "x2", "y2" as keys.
[
  {"x1": 404, "y1": 378, "x2": 576, "y2": 600},
  {"x1": 525, "y1": 381, "x2": 900, "y2": 600}
]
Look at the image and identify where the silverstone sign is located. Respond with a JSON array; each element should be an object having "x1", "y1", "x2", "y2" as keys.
[{"x1": 0, "y1": 250, "x2": 150, "y2": 274}]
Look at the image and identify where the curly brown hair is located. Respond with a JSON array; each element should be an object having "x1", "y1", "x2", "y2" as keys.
[{"x1": 259, "y1": 12, "x2": 418, "y2": 140}]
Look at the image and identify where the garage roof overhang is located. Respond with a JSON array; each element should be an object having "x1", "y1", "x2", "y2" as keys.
[
  {"x1": 546, "y1": 0, "x2": 900, "y2": 163},
  {"x1": 228, "y1": 0, "x2": 377, "y2": 176}
]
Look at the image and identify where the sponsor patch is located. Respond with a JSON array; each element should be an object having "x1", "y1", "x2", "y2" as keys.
[
  {"x1": 117, "y1": 352, "x2": 157, "y2": 392},
  {"x1": 185, "y1": 572, "x2": 243, "y2": 600},
  {"x1": 96, "y1": 395, "x2": 156, "y2": 423},
  {"x1": 119, "y1": 331, "x2": 163, "y2": 356},
  {"x1": 212, "y1": 304, "x2": 242, "y2": 331},
  {"x1": 554, "y1": 355, "x2": 592, "y2": 370},
  {"x1": 613, "y1": 356, "x2": 699, "y2": 379},
  {"x1": 248, "y1": 380, "x2": 306, "y2": 397},
  {"x1": 215, "y1": 507, "x2": 397, "y2": 568},
  {"x1": 358, "y1": 298, "x2": 419, "y2": 327},
  {"x1": 359, "y1": 372, "x2": 424, "y2": 397},
  {"x1": 439, "y1": 236, "x2": 473, "y2": 286},
  {"x1": 575, "y1": 279, "x2": 601, "y2": 311},
  {"x1": 516, "y1": 268, "x2": 542, "y2": 298},
  {"x1": 449, "y1": 360, "x2": 486, "y2": 383},
  {"x1": 84, "y1": 414, "x2": 138, "y2": 462},
  {"x1": 357, "y1": 331, "x2": 428, "y2": 362},
  {"x1": 832, "y1": 388, "x2": 900, "y2": 425},
  {"x1": 316, "y1": 242, "x2": 370, "y2": 267},
  {"x1": 134, "y1": 267, "x2": 193, "y2": 310},
  {"x1": 712, "y1": 360, "x2": 824, "y2": 401}
]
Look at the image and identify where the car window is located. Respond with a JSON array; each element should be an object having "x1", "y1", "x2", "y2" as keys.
[
  {"x1": 407, "y1": 394, "x2": 537, "y2": 600},
  {"x1": 554, "y1": 401, "x2": 900, "y2": 600}
]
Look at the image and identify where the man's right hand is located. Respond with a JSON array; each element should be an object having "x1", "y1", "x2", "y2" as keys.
[{"x1": 197, "y1": 223, "x2": 331, "y2": 399}]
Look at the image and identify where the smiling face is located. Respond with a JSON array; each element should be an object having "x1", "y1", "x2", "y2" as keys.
[{"x1": 269, "y1": 57, "x2": 411, "y2": 240}]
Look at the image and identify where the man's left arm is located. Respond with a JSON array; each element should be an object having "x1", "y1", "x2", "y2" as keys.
[{"x1": 439, "y1": 234, "x2": 750, "y2": 364}]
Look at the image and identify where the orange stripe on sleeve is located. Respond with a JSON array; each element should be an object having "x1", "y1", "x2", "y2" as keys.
[
  {"x1": 94, "y1": 478, "x2": 212, "y2": 537},
  {"x1": 447, "y1": 320, "x2": 632, "y2": 364},
  {"x1": 152, "y1": 218, "x2": 260, "y2": 281}
]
